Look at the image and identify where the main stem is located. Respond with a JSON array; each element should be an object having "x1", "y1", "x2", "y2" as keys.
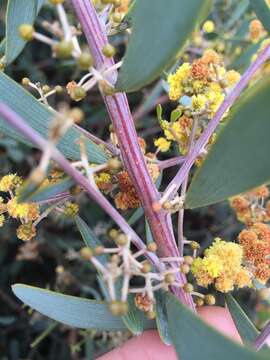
[{"x1": 71, "y1": 0, "x2": 194, "y2": 308}]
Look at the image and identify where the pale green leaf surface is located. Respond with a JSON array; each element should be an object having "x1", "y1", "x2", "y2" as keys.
[
  {"x1": 27, "y1": 178, "x2": 75, "y2": 202},
  {"x1": 166, "y1": 293, "x2": 269, "y2": 360},
  {"x1": 122, "y1": 295, "x2": 155, "y2": 335},
  {"x1": 186, "y1": 78, "x2": 270, "y2": 209},
  {"x1": 0, "y1": 72, "x2": 108, "y2": 163},
  {"x1": 116, "y1": 0, "x2": 212, "y2": 92},
  {"x1": 226, "y1": 294, "x2": 259, "y2": 344},
  {"x1": 5, "y1": 0, "x2": 45, "y2": 64},
  {"x1": 12, "y1": 284, "x2": 126, "y2": 330}
]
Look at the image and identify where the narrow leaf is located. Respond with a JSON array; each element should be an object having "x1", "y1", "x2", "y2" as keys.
[
  {"x1": 166, "y1": 293, "x2": 269, "y2": 360},
  {"x1": 226, "y1": 294, "x2": 259, "y2": 344},
  {"x1": 12, "y1": 284, "x2": 126, "y2": 330},
  {"x1": 24, "y1": 177, "x2": 75, "y2": 202},
  {"x1": 5, "y1": 0, "x2": 45, "y2": 64},
  {"x1": 74, "y1": 216, "x2": 107, "y2": 265},
  {"x1": 0, "y1": 72, "x2": 108, "y2": 163},
  {"x1": 155, "y1": 290, "x2": 172, "y2": 345},
  {"x1": 122, "y1": 295, "x2": 155, "y2": 335},
  {"x1": 186, "y1": 78, "x2": 270, "y2": 209},
  {"x1": 116, "y1": 0, "x2": 212, "y2": 92}
]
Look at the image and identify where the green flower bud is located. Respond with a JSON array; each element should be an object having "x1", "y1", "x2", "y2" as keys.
[
  {"x1": 54, "y1": 41, "x2": 73, "y2": 59},
  {"x1": 78, "y1": 52, "x2": 94, "y2": 70},
  {"x1": 18, "y1": 24, "x2": 34, "y2": 41}
]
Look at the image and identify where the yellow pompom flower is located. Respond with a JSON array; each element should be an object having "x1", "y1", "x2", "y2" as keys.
[
  {"x1": 63, "y1": 202, "x2": 79, "y2": 217},
  {"x1": 154, "y1": 137, "x2": 171, "y2": 152},
  {"x1": 0, "y1": 174, "x2": 22, "y2": 192},
  {"x1": 16, "y1": 222, "x2": 36, "y2": 241},
  {"x1": 167, "y1": 63, "x2": 191, "y2": 101},
  {"x1": 202, "y1": 20, "x2": 215, "y2": 33},
  {"x1": 225, "y1": 70, "x2": 241, "y2": 87},
  {"x1": 7, "y1": 197, "x2": 39, "y2": 221},
  {"x1": 191, "y1": 238, "x2": 252, "y2": 293},
  {"x1": 191, "y1": 94, "x2": 207, "y2": 112}
]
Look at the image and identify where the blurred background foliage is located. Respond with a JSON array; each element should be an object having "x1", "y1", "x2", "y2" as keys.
[{"x1": 0, "y1": 0, "x2": 269, "y2": 358}]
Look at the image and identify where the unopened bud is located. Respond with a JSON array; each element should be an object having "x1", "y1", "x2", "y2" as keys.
[{"x1": 18, "y1": 24, "x2": 34, "y2": 41}]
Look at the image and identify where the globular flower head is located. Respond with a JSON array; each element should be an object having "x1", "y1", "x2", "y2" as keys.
[
  {"x1": 191, "y1": 238, "x2": 251, "y2": 293},
  {"x1": 7, "y1": 197, "x2": 39, "y2": 221},
  {"x1": 0, "y1": 174, "x2": 22, "y2": 192},
  {"x1": 16, "y1": 222, "x2": 36, "y2": 241}
]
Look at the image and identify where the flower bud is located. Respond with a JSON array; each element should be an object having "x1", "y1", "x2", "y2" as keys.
[
  {"x1": 102, "y1": 43, "x2": 116, "y2": 58},
  {"x1": 180, "y1": 264, "x2": 190, "y2": 274},
  {"x1": 18, "y1": 24, "x2": 34, "y2": 41},
  {"x1": 109, "y1": 300, "x2": 128, "y2": 316},
  {"x1": 78, "y1": 52, "x2": 94, "y2": 70},
  {"x1": 142, "y1": 261, "x2": 152, "y2": 274},
  {"x1": 108, "y1": 157, "x2": 122, "y2": 171},
  {"x1": 54, "y1": 41, "x2": 73, "y2": 59},
  {"x1": 147, "y1": 242, "x2": 157, "y2": 252},
  {"x1": 69, "y1": 86, "x2": 87, "y2": 102},
  {"x1": 183, "y1": 283, "x2": 193, "y2": 293},
  {"x1": 80, "y1": 247, "x2": 93, "y2": 260},
  {"x1": 22, "y1": 77, "x2": 30, "y2": 86},
  {"x1": 115, "y1": 233, "x2": 128, "y2": 246},
  {"x1": 204, "y1": 294, "x2": 216, "y2": 305}
]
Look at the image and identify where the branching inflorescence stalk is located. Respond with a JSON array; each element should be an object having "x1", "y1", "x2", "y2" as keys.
[
  {"x1": 165, "y1": 41, "x2": 270, "y2": 197},
  {"x1": 70, "y1": 0, "x2": 195, "y2": 308}
]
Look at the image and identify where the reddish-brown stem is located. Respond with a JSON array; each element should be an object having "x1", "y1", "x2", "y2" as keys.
[{"x1": 71, "y1": 0, "x2": 194, "y2": 308}]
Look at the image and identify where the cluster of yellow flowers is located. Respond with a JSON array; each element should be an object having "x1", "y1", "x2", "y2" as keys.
[
  {"x1": 155, "y1": 50, "x2": 240, "y2": 155},
  {"x1": 0, "y1": 174, "x2": 40, "y2": 241},
  {"x1": 191, "y1": 238, "x2": 252, "y2": 293}
]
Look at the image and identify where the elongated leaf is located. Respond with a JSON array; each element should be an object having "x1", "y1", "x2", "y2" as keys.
[
  {"x1": 166, "y1": 293, "x2": 269, "y2": 360},
  {"x1": 74, "y1": 216, "x2": 108, "y2": 265},
  {"x1": 12, "y1": 284, "x2": 126, "y2": 330},
  {"x1": 224, "y1": 0, "x2": 250, "y2": 31},
  {"x1": 250, "y1": 0, "x2": 270, "y2": 35},
  {"x1": 186, "y1": 78, "x2": 270, "y2": 209},
  {"x1": 26, "y1": 177, "x2": 75, "y2": 202},
  {"x1": 5, "y1": 0, "x2": 45, "y2": 64},
  {"x1": 0, "y1": 72, "x2": 108, "y2": 163},
  {"x1": 122, "y1": 295, "x2": 155, "y2": 335},
  {"x1": 155, "y1": 290, "x2": 172, "y2": 345},
  {"x1": 116, "y1": 0, "x2": 212, "y2": 92},
  {"x1": 226, "y1": 294, "x2": 259, "y2": 344},
  {"x1": 0, "y1": 39, "x2": 5, "y2": 57}
]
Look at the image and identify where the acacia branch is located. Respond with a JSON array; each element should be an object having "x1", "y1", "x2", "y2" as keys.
[{"x1": 71, "y1": 0, "x2": 194, "y2": 308}]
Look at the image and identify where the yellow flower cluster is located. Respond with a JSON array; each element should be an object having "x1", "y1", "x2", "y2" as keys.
[
  {"x1": 202, "y1": 20, "x2": 215, "y2": 34},
  {"x1": 156, "y1": 51, "x2": 240, "y2": 156},
  {"x1": 191, "y1": 238, "x2": 252, "y2": 293},
  {"x1": 63, "y1": 202, "x2": 79, "y2": 217},
  {"x1": 0, "y1": 174, "x2": 40, "y2": 241},
  {"x1": 167, "y1": 50, "x2": 239, "y2": 115},
  {"x1": 154, "y1": 137, "x2": 171, "y2": 153},
  {"x1": 0, "y1": 174, "x2": 22, "y2": 192},
  {"x1": 94, "y1": 172, "x2": 113, "y2": 193},
  {"x1": 7, "y1": 197, "x2": 39, "y2": 221}
]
